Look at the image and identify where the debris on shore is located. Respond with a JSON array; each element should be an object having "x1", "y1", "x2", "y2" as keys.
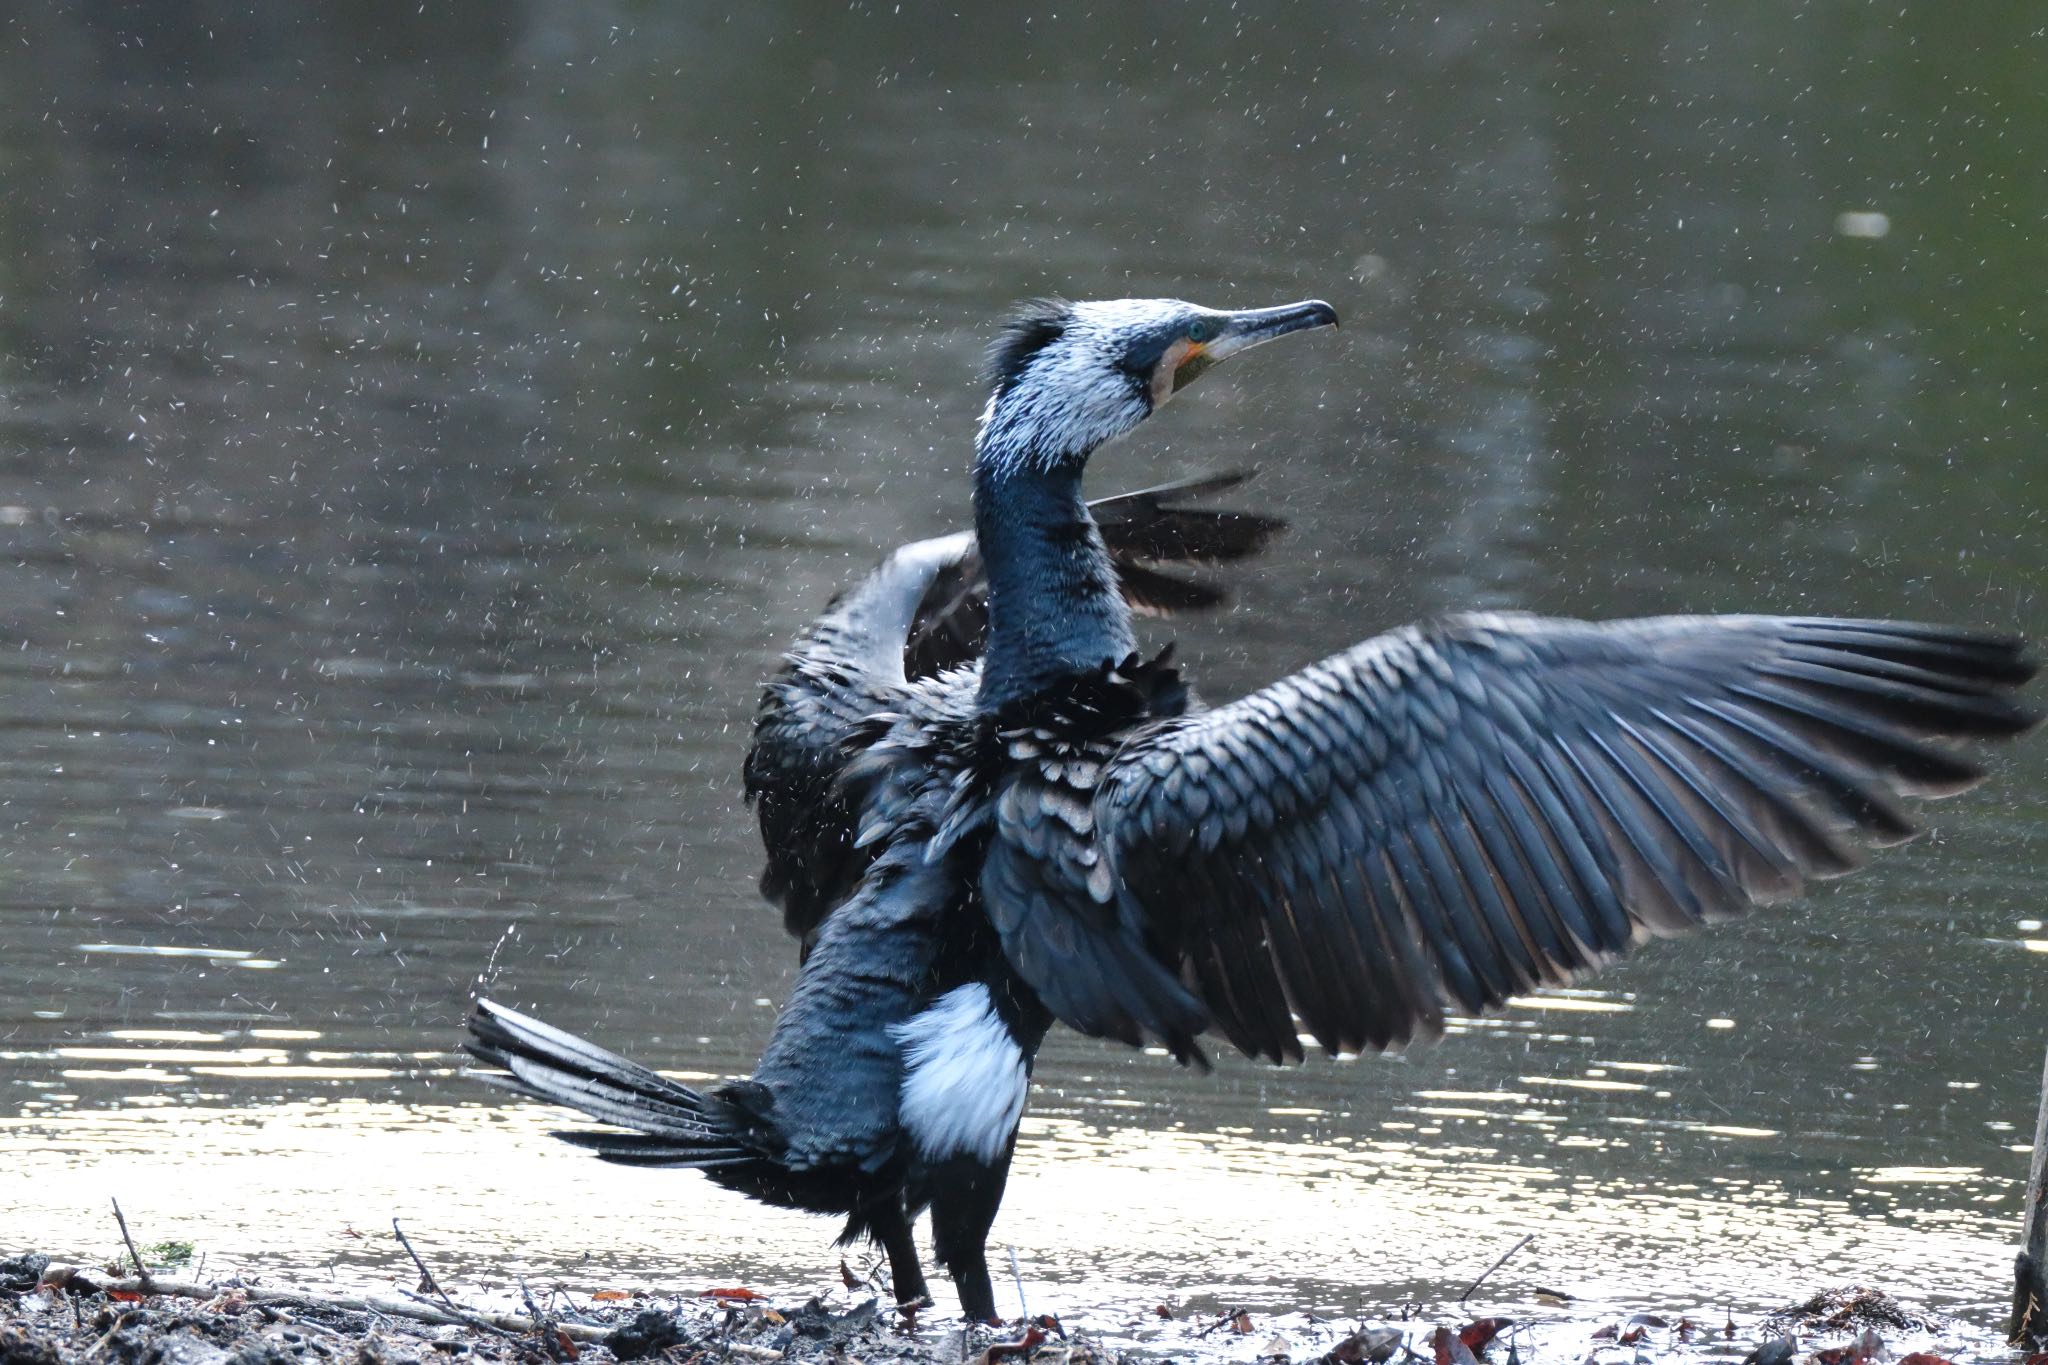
[{"x1": 0, "y1": 1247, "x2": 2019, "y2": 1365}]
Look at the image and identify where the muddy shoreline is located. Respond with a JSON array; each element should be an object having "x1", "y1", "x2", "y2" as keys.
[{"x1": 0, "y1": 1249, "x2": 2022, "y2": 1365}]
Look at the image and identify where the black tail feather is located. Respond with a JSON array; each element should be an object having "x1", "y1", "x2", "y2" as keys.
[
  {"x1": 465, "y1": 998, "x2": 755, "y2": 1169},
  {"x1": 554, "y1": 1129, "x2": 760, "y2": 1167}
]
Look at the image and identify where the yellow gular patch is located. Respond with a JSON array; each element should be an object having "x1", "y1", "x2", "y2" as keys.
[{"x1": 1152, "y1": 338, "x2": 1207, "y2": 405}]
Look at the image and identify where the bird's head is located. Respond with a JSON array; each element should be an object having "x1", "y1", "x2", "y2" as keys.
[{"x1": 976, "y1": 296, "x2": 1338, "y2": 478}]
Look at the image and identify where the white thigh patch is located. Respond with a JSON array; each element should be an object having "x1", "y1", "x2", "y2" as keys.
[{"x1": 890, "y1": 983, "x2": 1028, "y2": 1164}]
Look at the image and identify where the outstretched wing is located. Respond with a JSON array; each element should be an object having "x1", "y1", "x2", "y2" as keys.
[
  {"x1": 750, "y1": 471, "x2": 1286, "y2": 948},
  {"x1": 746, "y1": 533, "x2": 970, "y2": 945},
  {"x1": 1076, "y1": 614, "x2": 2035, "y2": 1063}
]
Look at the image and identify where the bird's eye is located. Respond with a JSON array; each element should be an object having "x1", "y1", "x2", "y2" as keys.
[{"x1": 1186, "y1": 319, "x2": 1215, "y2": 343}]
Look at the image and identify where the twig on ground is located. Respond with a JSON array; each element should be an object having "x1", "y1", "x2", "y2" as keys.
[
  {"x1": 86, "y1": 1308, "x2": 146, "y2": 1358},
  {"x1": 518, "y1": 1274, "x2": 570, "y2": 1361},
  {"x1": 276, "y1": 1312, "x2": 344, "y2": 1339},
  {"x1": 718, "y1": 1303, "x2": 741, "y2": 1363},
  {"x1": 388, "y1": 1219, "x2": 518, "y2": 1342},
  {"x1": 40, "y1": 1269, "x2": 626, "y2": 1346},
  {"x1": 1458, "y1": 1234, "x2": 1535, "y2": 1304},
  {"x1": 109, "y1": 1198, "x2": 155, "y2": 1293},
  {"x1": 391, "y1": 1220, "x2": 447, "y2": 1302},
  {"x1": 1195, "y1": 1308, "x2": 1249, "y2": 1340},
  {"x1": 1007, "y1": 1247, "x2": 1027, "y2": 1321}
]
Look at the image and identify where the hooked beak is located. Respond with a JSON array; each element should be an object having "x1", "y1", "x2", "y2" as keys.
[
  {"x1": 1172, "y1": 299, "x2": 1339, "y2": 393},
  {"x1": 1207, "y1": 299, "x2": 1340, "y2": 359}
]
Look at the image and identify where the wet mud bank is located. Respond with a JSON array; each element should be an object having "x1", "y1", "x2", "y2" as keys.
[{"x1": 0, "y1": 1251, "x2": 2026, "y2": 1365}]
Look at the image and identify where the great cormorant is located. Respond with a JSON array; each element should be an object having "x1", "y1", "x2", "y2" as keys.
[
  {"x1": 467, "y1": 296, "x2": 2037, "y2": 1321},
  {"x1": 748, "y1": 465, "x2": 1285, "y2": 946}
]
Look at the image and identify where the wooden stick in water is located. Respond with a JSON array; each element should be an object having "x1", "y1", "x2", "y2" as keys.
[
  {"x1": 1459, "y1": 1233, "x2": 1534, "y2": 1305},
  {"x1": 2010, "y1": 1043, "x2": 2048, "y2": 1346}
]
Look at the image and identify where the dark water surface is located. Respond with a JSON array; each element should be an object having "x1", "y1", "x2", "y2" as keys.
[{"x1": 3, "y1": 1, "x2": 2045, "y2": 1328}]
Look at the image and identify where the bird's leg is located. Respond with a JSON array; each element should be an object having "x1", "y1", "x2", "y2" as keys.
[
  {"x1": 929, "y1": 1150, "x2": 1014, "y2": 1324},
  {"x1": 872, "y1": 1206, "x2": 930, "y2": 1311}
]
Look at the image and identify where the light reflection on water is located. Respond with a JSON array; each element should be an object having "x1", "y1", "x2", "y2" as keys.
[
  {"x1": 10, "y1": 911, "x2": 2044, "y2": 1324},
  {"x1": 3, "y1": 1019, "x2": 2033, "y2": 1326},
  {"x1": 0, "y1": 1095, "x2": 2022, "y2": 1323}
]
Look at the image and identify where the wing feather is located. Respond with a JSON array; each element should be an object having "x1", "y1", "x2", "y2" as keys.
[
  {"x1": 1649, "y1": 706, "x2": 1861, "y2": 874},
  {"x1": 1045, "y1": 613, "x2": 2041, "y2": 1060},
  {"x1": 1681, "y1": 697, "x2": 1919, "y2": 843},
  {"x1": 756, "y1": 472, "x2": 1287, "y2": 949}
]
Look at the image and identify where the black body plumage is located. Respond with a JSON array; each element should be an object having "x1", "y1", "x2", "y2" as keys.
[{"x1": 466, "y1": 295, "x2": 2036, "y2": 1322}]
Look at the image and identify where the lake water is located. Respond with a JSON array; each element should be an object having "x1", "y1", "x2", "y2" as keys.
[{"x1": 2, "y1": 1, "x2": 2044, "y2": 1334}]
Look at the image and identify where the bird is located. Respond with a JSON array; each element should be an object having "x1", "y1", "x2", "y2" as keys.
[
  {"x1": 466, "y1": 295, "x2": 2037, "y2": 1323},
  {"x1": 748, "y1": 465, "x2": 1286, "y2": 948}
]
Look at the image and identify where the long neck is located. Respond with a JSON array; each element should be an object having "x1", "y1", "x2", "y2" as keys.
[{"x1": 973, "y1": 456, "x2": 1134, "y2": 709}]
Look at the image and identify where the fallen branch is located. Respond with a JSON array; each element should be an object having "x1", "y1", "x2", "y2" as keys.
[
  {"x1": 2010, "y1": 1043, "x2": 2048, "y2": 1346},
  {"x1": 396, "y1": 1288, "x2": 521, "y2": 1343},
  {"x1": 35, "y1": 1269, "x2": 611, "y2": 1347},
  {"x1": 60, "y1": 1272, "x2": 794, "y2": 1360}
]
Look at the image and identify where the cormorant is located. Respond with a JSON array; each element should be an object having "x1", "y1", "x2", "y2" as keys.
[
  {"x1": 749, "y1": 465, "x2": 1286, "y2": 947},
  {"x1": 467, "y1": 296, "x2": 2037, "y2": 1322}
]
